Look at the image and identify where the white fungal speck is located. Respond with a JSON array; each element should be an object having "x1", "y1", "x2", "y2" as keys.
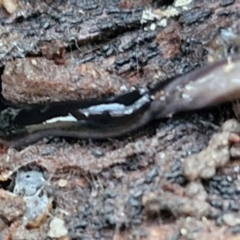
[
  {"x1": 141, "y1": 9, "x2": 157, "y2": 24},
  {"x1": 157, "y1": 18, "x2": 167, "y2": 27},
  {"x1": 150, "y1": 23, "x2": 156, "y2": 31},
  {"x1": 174, "y1": 0, "x2": 193, "y2": 7},
  {"x1": 120, "y1": 85, "x2": 128, "y2": 92}
]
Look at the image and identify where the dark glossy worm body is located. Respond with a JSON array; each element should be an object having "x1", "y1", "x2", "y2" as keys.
[{"x1": 1, "y1": 54, "x2": 240, "y2": 147}]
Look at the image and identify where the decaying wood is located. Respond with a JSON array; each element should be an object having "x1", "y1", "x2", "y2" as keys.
[
  {"x1": 0, "y1": 0, "x2": 240, "y2": 240},
  {"x1": 2, "y1": 0, "x2": 239, "y2": 104}
]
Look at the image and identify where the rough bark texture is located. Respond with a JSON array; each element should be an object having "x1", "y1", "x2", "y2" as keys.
[{"x1": 0, "y1": 0, "x2": 240, "y2": 239}]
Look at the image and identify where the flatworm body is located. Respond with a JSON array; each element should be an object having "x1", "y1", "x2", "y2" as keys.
[{"x1": 1, "y1": 54, "x2": 240, "y2": 147}]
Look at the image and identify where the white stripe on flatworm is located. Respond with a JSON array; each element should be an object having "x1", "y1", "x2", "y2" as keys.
[
  {"x1": 80, "y1": 95, "x2": 150, "y2": 117},
  {"x1": 44, "y1": 115, "x2": 78, "y2": 123}
]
